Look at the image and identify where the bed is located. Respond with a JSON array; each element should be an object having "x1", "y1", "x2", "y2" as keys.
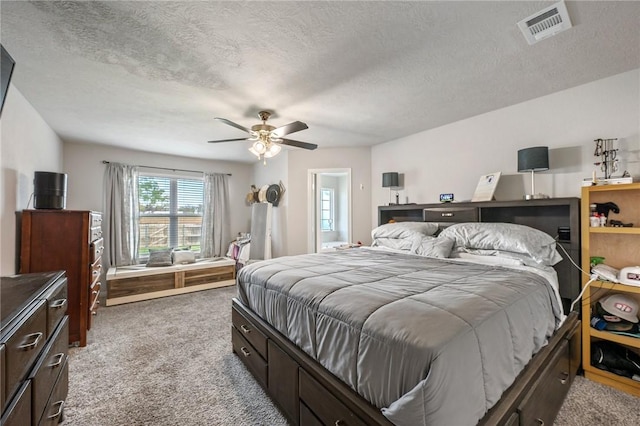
[{"x1": 231, "y1": 220, "x2": 581, "y2": 425}]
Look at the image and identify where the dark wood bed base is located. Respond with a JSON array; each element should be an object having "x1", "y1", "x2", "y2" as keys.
[{"x1": 232, "y1": 298, "x2": 580, "y2": 425}]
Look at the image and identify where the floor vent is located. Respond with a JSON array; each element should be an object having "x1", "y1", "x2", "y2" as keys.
[{"x1": 517, "y1": 1, "x2": 572, "y2": 45}]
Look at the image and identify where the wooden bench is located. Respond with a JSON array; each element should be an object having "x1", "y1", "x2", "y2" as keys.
[{"x1": 105, "y1": 258, "x2": 235, "y2": 306}]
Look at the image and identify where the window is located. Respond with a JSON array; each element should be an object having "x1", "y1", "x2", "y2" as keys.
[
  {"x1": 138, "y1": 174, "x2": 204, "y2": 257},
  {"x1": 320, "y1": 188, "x2": 334, "y2": 231}
]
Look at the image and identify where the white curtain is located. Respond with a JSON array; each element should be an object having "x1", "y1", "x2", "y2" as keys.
[
  {"x1": 201, "y1": 173, "x2": 230, "y2": 258},
  {"x1": 103, "y1": 163, "x2": 139, "y2": 266}
]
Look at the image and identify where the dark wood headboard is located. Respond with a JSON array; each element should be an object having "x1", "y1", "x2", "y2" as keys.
[{"x1": 378, "y1": 198, "x2": 581, "y2": 313}]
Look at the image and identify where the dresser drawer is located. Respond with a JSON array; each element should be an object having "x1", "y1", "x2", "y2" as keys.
[
  {"x1": 231, "y1": 326, "x2": 267, "y2": 388},
  {"x1": 0, "y1": 380, "x2": 31, "y2": 426},
  {"x1": 4, "y1": 300, "x2": 47, "y2": 403},
  {"x1": 90, "y1": 282, "x2": 101, "y2": 314},
  {"x1": 518, "y1": 340, "x2": 570, "y2": 425},
  {"x1": 89, "y1": 226, "x2": 103, "y2": 243},
  {"x1": 90, "y1": 238, "x2": 104, "y2": 264},
  {"x1": 37, "y1": 359, "x2": 68, "y2": 426},
  {"x1": 232, "y1": 307, "x2": 268, "y2": 358},
  {"x1": 90, "y1": 259, "x2": 102, "y2": 288},
  {"x1": 423, "y1": 206, "x2": 478, "y2": 223},
  {"x1": 299, "y1": 369, "x2": 367, "y2": 426},
  {"x1": 29, "y1": 317, "x2": 68, "y2": 426},
  {"x1": 41, "y1": 278, "x2": 67, "y2": 339},
  {"x1": 90, "y1": 212, "x2": 102, "y2": 229}
]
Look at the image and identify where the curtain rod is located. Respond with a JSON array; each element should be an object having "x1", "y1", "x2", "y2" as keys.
[{"x1": 101, "y1": 161, "x2": 231, "y2": 176}]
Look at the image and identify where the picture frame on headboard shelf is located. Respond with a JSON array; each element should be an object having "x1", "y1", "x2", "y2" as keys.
[{"x1": 472, "y1": 172, "x2": 501, "y2": 202}]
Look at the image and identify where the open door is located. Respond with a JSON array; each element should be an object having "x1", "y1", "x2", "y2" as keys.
[{"x1": 307, "y1": 169, "x2": 352, "y2": 253}]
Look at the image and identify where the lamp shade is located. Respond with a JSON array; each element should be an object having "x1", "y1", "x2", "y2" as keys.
[
  {"x1": 517, "y1": 146, "x2": 549, "y2": 172},
  {"x1": 382, "y1": 172, "x2": 399, "y2": 188}
]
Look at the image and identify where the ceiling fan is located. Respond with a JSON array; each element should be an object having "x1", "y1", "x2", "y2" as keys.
[{"x1": 208, "y1": 111, "x2": 317, "y2": 162}]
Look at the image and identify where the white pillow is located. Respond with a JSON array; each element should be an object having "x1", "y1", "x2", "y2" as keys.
[
  {"x1": 372, "y1": 237, "x2": 414, "y2": 251},
  {"x1": 172, "y1": 250, "x2": 196, "y2": 265},
  {"x1": 449, "y1": 251, "x2": 524, "y2": 267},
  {"x1": 371, "y1": 222, "x2": 439, "y2": 239},
  {"x1": 439, "y1": 222, "x2": 562, "y2": 266}
]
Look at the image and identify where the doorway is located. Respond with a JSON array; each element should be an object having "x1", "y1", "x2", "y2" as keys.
[{"x1": 307, "y1": 169, "x2": 352, "y2": 253}]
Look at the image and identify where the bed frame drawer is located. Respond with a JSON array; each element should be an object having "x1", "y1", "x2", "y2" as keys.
[
  {"x1": 232, "y1": 307, "x2": 268, "y2": 359},
  {"x1": 231, "y1": 326, "x2": 267, "y2": 388},
  {"x1": 423, "y1": 206, "x2": 478, "y2": 222},
  {"x1": 518, "y1": 340, "x2": 570, "y2": 425},
  {"x1": 299, "y1": 369, "x2": 367, "y2": 426}
]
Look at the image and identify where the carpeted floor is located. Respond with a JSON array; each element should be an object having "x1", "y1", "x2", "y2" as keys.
[{"x1": 64, "y1": 287, "x2": 640, "y2": 425}]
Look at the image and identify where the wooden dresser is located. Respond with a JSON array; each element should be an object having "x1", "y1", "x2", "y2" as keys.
[
  {"x1": 1, "y1": 271, "x2": 69, "y2": 426},
  {"x1": 20, "y1": 210, "x2": 103, "y2": 347}
]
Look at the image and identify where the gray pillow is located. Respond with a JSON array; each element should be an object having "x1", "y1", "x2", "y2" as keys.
[
  {"x1": 439, "y1": 222, "x2": 562, "y2": 266},
  {"x1": 414, "y1": 236, "x2": 455, "y2": 258},
  {"x1": 146, "y1": 249, "x2": 172, "y2": 267}
]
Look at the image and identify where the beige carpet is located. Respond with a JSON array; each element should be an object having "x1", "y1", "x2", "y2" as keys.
[{"x1": 64, "y1": 287, "x2": 640, "y2": 425}]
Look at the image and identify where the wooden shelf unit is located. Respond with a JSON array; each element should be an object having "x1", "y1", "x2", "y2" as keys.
[{"x1": 580, "y1": 183, "x2": 640, "y2": 396}]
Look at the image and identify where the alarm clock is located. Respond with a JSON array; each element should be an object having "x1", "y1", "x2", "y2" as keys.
[
  {"x1": 620, "y1": 266, "x2": 640, "y2": 287},
  {"x1": 439, "y1": 193, "x2": 454, "y2": 203}
]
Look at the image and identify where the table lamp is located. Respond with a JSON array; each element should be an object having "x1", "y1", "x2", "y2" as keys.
[
  {"x1": 382, "y1": 172, "x2": 399, "y2": 205},
  {"x1": 517, "y1": 146, "x2": 549, "y2": 200}
]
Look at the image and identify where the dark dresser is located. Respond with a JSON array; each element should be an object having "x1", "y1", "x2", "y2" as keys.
[
  {"x1": 20, "y1": 210, "x2": 103, "y2": 346},
  {"x1": 1, "y1": 271, "x2": 69, "y2": 426}
]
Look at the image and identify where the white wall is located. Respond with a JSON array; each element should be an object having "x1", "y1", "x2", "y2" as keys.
[
  {"x1": 251, "y1": 151, "x2": 289, "y2": 258},
  {"x1": 1, "y1": 86, "x2": 64, "y2": 275},
  {"x1": 63, "y1": 141, "x2": 254, "y2": 260},
  {"x1": 287, "y1": 147, "x2": 371, "y2": 255},
  {"x1": 371, "y1": 69, "x2": 640, "y2": 228}
]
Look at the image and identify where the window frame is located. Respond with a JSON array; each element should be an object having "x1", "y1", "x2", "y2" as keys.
[
  {"x1": 320, "y1": 187, "x2": 335, "y2": 232},
  {"x1": 137, "y1": 173, "x2": 204, "y2": 259}
]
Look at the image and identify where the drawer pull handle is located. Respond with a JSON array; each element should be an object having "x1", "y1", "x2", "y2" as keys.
[
  {"x1": 18, "y1": 332, "x2": 43, "y2": 351},
  {"x1": 335, "y1": 421, "x2": 345, "y2": 426},
  {"x1": 240, "y1": 347, "x2": 251, "y2": 357},
  {"x1": 441, "y1": 213, "x2": 454, "y2": 217},
  {"x1": 559, "y1": 371, "x2": 569, "y2": 385},
  {"x1": 240, "y1": 325, "x2": 251, "y2": 334},
  {"x1": 535, "y1": 419, "x2": 544, "y2": 426},
  {"x1": 50, "y1": 299, "x2": 67, "y2": 309},
  {"x1": 49, "y1": 353, "x2": 65, "y2": 368},
  {"x1": 92, "y1": 310, "x2": 98, "y2": 315},
  {"x1": 47, "y1": 400, "x2": 65, "y2": 420}
]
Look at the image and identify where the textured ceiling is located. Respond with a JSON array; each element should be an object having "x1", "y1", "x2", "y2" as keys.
[{"x1": 1, "y1": 1, "x2": 639, "y2": 163}]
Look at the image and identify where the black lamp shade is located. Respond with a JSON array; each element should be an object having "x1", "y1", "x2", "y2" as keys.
[
  {"x1": 517, "y1": 146, "x2": 549, "y2": 172},
  {"x1": 382, "y1": 172, "x2": 399, "y2": 188}
]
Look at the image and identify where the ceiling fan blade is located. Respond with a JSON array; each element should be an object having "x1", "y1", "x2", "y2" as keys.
[
  {"x1": 280, "y1": 138, "x2": 318, "y2": 150},
  {"x1": 207, "y1": 138, "x2": 250, "y2": 144},
  {"x1": 214, "y1": 117, "x2": 251, "y2": 133},
  {"x1": 271, "y1": 121, "x2": 308, "y2": 138}
]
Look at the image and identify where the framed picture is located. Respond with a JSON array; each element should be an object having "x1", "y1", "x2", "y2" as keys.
[{"x1": 472, "y1": 172, "x2": 501, "y2": 202}]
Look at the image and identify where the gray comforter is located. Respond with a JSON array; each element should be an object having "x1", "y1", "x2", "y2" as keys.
[{"x1": 236, "y1": 248, "x2": 563, "y2": 425}]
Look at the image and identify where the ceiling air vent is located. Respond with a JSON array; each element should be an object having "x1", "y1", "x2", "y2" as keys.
[{"x1": 517, "y1": 1, "x2": 572, "y2": 45}]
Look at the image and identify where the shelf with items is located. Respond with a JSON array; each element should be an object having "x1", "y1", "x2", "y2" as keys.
[{"x1": 581, "y1": 183, "x2": 640, "y2": 396}]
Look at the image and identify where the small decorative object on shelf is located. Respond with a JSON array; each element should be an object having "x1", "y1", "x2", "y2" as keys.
[{"x1": 594, "y1": 138, "x2": 619, "y2": 179}]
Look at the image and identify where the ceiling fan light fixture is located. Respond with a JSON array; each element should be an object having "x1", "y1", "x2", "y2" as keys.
[
  {"x1": 264, "y1": 143, "x2": 282, "y2": 158},
  {"x1": 252, "y1": 140, "x2": 267, "y2": 154}
]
